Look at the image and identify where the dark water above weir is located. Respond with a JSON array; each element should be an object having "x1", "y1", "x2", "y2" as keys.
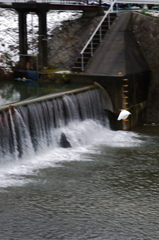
[
  {"x1": 0, "y1": 80, "x2": 87, "y2": 106},
  {"x1": 0, "y1": 81, "x2": 159, "y2": 239}
]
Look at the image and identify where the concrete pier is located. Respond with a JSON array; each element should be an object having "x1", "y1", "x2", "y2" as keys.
[
  {"x1": 14, "y1": 3, "x2": 49, "y2": 68},
  {"x1": 1, "y1": 2, "x2": 102, "y2": 69}
]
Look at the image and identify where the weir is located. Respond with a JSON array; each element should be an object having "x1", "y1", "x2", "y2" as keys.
[{"x1": 0, "y1": 85, "x2": 110, "y2": 161}]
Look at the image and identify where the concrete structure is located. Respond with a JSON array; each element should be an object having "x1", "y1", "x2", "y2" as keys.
[
  {"x1": 70, "y1": 12, "x2": 150, "y2": 130},
  {"x1": 0, "y1": 3, "x2": 152, "y2": 129},
  {"x1": 1, "y1": 1, "x2": 102, "y2": 69}
]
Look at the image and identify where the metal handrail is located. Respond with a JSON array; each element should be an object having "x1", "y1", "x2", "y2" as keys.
[
  {"x1": 1, "y1": 0, "x2": 102, "y2": 3},
  {"x1": 79, "y1": 0, "x2": 159, "y2": 71},
  {"x1": 3, "y1": 0, "x2": 159, "y2": 5},
  {"x1": 113, "y1": 0, "x2": 159, "y2": 3},
  {"x1": 80, "y1": 2, "x2": 115, "y2": 71},
  {"x1": 81, "y1": 7, "x2": 114, "y2": 55}
]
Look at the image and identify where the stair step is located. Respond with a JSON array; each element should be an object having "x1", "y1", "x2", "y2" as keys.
[
  {"x1": 74, "y1": 59, "x2": 89, "y2": 65},
  {"x1": 102, "y1": 23, "x2": 109, "y2": 26},
  {"x1": 98, "y1": 26, "x2": 108, "y2": 30},
  {"x1": 71, "y1": 66, "x2": 83, "y2": 72},
  {"x1": 80, "y1": 50, "x2": 92, "y2": 55},
  {"x1": 92, "y1": 39, "x2": 101, "y2": 43},
  {"x1": 88, "y1": 41, "x2": 99, "y2": 44},
  {"x1": 94, "y1": 34, "x2": 106, "y2": 38},
  {"x1": 74, "y1": 58, "x2": 89, "y2": 64},
  {"x1": 72, "y1": 13, "x2": 117, "y2": 72}
]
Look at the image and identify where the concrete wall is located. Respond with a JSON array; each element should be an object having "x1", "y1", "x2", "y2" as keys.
[
  {"x1": 48, "y1": 11, "x2": 159, "y2": 125},
  {"x1": 48, "y1": 11, "x2": 104, "y2": 70},
  {"x1": 132, "y1": 12, "x2": 159, "y2": 123},
  {"x1": 69, "y1": 72, "x2": 150, "y2": 130}
]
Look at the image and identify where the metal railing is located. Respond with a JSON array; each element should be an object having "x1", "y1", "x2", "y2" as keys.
[
  {"x1": 0, "y1": 0, "x2": 106, "y2": 7},
  {"x1": 3, "y1": 0, "x2": 159, "y2": 4},
  {"x1": 112, "y1": 0, "x2": 159, "y2": 3},
  {"x1": 0, "y1": 0, "x2": 101, "y2": 3},
  {"x1": 2, "y1": 0, "x2": 159, "y2": 72},
  {"x1": 2, "y1": 0, "x2": 159, "y2": 5},
  {"x1": 79, "y1": 0, "x2": 159, "y2": 71},
  {"x1": 1, "y1": 0, "x2": 55, "y2": 2},
  {"x1": 80, "y1": 2, "x2": 115, "y2": 71}
]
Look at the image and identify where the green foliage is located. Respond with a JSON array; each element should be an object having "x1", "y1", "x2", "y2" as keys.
[
  {"x1": 141, "y1": 10, "x2": 159, "y2": 17},
  {"x1": 141, "y1": 10, "x2": 149, "y2": 14}
]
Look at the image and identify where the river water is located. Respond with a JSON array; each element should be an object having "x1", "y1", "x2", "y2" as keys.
[{"x1": 0, "y1": 81, "x2": 159, "y2": 240}]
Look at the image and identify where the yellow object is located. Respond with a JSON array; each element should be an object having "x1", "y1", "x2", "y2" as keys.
[{"x1": 118, "y1": 72, "x2": 123, "y2": 75}]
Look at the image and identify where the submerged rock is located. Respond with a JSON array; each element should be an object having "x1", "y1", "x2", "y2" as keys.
[{"x1": 59, "y1": 133, "x2": 71, "y2": 148}]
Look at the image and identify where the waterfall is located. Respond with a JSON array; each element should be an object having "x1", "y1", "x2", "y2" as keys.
[{"x1": 0, "y1": 87, "x2": 109, "y2": 161}]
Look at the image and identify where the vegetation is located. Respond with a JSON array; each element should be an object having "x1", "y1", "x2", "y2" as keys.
[
  {"x1": 41, "y1": 64, "x2": 71, "y2": 83},
  {"x1": 141, "y1": 9, "x2": 159, "y2": 17}
]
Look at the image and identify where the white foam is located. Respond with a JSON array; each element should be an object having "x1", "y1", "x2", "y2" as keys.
[{"x1": 0, "y1": 120, "x2": 143, "y2": 189}]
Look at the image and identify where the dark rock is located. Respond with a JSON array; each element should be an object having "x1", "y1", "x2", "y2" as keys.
[
  {"x1": 59, "y1": 133, "x2": 71, "y2": 148},
  {"x1": 104, "y1": 109, "x2": 118, "y2": 130}
]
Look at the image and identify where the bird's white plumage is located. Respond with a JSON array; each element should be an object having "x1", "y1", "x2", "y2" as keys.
[{"x1": 117, "y1": 109, "x2": 131, "y2": 121}]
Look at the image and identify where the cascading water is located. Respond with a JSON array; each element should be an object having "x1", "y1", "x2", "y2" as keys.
[
  {"x1": 0, "y1": 85, "x2": 155, "y2": 240},
  {"x1": 0, "y1": 88, "x2": 109, "y2": 161}
]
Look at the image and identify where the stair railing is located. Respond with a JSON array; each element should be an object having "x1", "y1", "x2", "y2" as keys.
[{"x1": 80, "y1": 2, "x2": 116, "y2": 71}]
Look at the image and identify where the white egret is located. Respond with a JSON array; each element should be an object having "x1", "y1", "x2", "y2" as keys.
[{"x1": 117, "y1": 109, "x2": 131, "y2": 121}]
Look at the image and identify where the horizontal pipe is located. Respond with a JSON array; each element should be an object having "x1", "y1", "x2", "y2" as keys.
[{"x1": 0, "y1": 85, "x2": 98, "y2": 112}]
